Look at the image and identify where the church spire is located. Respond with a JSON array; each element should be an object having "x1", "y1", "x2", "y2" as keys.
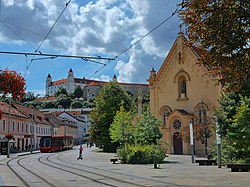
[{"x1": 178, "y1": 24, "x2": 184, "y2": 36}]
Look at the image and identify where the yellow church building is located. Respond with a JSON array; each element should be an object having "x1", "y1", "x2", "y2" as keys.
[{"x1": 148, "y1": 31, "x2": 222, "y2": 155}]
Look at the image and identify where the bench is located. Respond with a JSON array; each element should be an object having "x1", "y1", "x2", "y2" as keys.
[
  {"x1": 227, "y1": 164, "x2": 250, "y2": 172},
  {"x1": 195, "y1": 160, "x2": 217, "y2": 166},
  {"x1": 110, "y1": 158, "x2": 118, "y2": 164}
]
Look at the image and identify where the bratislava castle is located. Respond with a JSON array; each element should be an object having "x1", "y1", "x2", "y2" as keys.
[{"x1": 46, "y1": 68, "x2": 149, "y2": 100}]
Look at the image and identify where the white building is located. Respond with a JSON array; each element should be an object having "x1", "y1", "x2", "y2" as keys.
[{"x1": 46, "y1": 68, "x2": 149, "y2": 100}]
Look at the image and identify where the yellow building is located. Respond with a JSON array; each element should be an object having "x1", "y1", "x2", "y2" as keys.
[{"x1": 148, "y1": 31, "x2": 221, "y2": 155}]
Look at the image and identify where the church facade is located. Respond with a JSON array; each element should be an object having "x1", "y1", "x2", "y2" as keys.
[{"x1": 148, "y1": 32, "x2": 222, "y2": 155}]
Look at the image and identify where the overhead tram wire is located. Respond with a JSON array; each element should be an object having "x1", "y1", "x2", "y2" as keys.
[
  {"x1": 0, "y1": 51, "x2": 114, "y2": 65},
  {"x1": 1, "y1": 22, "x2": 36, "y2": 50},
  {"x1": 25, "y1": 0, "x2": 71, "y2": 77},
  {"x1": 0, "y1": 19, "x2": 109, "y2": 65},
  {"x1": 88, "y1": 3, "x2": 184, "y2": 79}
]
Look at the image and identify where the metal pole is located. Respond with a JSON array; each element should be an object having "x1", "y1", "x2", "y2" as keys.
[
  {"x1": 30, "y1": 107, "x2": 34, "y2": 154},
  {"x1": 7, "y1": 99, "x2": 11, "y2": 158},
  {"x1": 216, "y1": 131, "x2": 221, "y2": 168},
  {"x1": 189, "y1": 119, "x2": 194, "y2": 163},
  {"x1": 153, "y1": 154, "x2": 157, "y2": 169}
]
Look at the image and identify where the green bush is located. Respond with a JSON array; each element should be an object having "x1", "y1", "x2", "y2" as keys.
[
  {"x1": 210, "y1": 139, "x2": 250, "y2": 165},
  {"x1": 117, "y1": 144, "x2": 166, "y2": 164}
]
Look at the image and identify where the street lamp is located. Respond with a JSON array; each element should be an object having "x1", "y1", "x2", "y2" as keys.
[
  {"x1": 189, "y1": 118, "x2": 195, "y2": 163},
  {"x1": 216, "y1": 118, "x2": 221, "y2": 168}
]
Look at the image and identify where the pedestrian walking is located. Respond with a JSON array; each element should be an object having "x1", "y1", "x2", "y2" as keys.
[{"x1": 77, "y1": 145, "x2": 83, "y2": 160}]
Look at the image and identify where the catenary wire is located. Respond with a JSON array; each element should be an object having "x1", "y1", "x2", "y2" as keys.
[
  {"x1": 0, "y1": 19, "x2": 102, "y2": 61},
  {"x1": 88, "y1": 1, "x2": 186, "y2": 79},
  {"x1": 25, "y1": 0, "x2": 71, "y2": 77},
  {"x1": 1, "y1": 22, "x2": 36, "y2": 50}
]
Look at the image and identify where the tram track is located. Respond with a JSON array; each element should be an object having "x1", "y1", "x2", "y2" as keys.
[
  {"x1": 7, "y1": 155, "x2": 66, "y2": 187},
  {"x1": 43, "y1": 153, "x2": 169, "y2": 187},
  {"x1": 6, "y1": 149, "x2": 171, "y2": 187},
  {"x1": 39, "y1": 154, "x2": 141, "y2": 187}
]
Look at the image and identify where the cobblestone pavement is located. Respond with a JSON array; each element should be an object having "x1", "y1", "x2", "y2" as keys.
[{"x1": 0, "y1": 145, "x2": 249, "y2": 187}]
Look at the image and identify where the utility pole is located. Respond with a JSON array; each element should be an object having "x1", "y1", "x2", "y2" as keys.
[
  {"x1": 7, "y1": 99, "x2": 11, "y2": 158},
  {"x1": 30, "y1": 107, "x2": 34, "y2": 154}
]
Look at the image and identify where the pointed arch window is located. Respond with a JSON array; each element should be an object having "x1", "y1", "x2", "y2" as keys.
[
  {"x1": 159, "y1": 106, "x2": 172, "y2": 128},
  {"x1": 178, "y1": 76, "x2": 187, "y2": 99}
]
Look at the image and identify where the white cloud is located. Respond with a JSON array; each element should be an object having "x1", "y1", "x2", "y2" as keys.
[{"x1": 0, "y1": 0, "x2": 181, "y2": 91}]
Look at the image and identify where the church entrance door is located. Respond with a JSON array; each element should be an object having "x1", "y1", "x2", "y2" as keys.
[{"x1": 173, "y1": 132, "x2": 183, "y2": 154}]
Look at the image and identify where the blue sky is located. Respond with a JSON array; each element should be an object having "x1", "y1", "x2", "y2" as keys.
[{"x1": 0, "y1": 0, "x2": 182, "y2": 96}]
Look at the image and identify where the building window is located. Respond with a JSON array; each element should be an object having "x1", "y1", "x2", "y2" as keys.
[
  {"x1": 3, "y1": 120, "x2": 6, "y2": 130},
  {"x1": 178, "y1": 76, "x2": 187, "y2": 99},
  {"x1": 22, "y1": 122, "x2": 24, "y2": 132},
  {"x1": 173, "y1": 119, "x2": 182, "y2": 130},
  {"x1": 12, "y1": 121, "x2": 15, "y2": 131},
  {"x1": 26, "y1": 123, "x2": 28, "y2": 132},
  {"x1": 194, "y1": 102, "x2": 209, "y2": 125},
  {"x1": 159, "y1": 106, "x2": 172, "y2": 127},
  {"x1": 17, "y1": 122, "x2": 20, "y2": 132}
]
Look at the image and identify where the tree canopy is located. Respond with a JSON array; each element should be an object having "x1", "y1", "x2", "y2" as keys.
[
  {"x1": 55, "y1": 87, "x2": 68, "y2": 97},
  {"x1": 89, "y1": 81, "x2": 131, "y2": 152},
  {"x1": 179, "y1": 0, "x2": 250, "y2": 91},
  {"x1": 215, "y1": 93, "x2": 250, "y2": 163},
  {"x1": 72, "y1": 85, "x2": 83, "y2": 99},
  {"x1": 0, "y1": 69, "x2": 26, "y2": 100},
  {"x1": 109, "y1": 106, "x2": 134, "y2": 144},
  {"x1": 134, "y1": 110, "x2": 162, "y2": 145}
]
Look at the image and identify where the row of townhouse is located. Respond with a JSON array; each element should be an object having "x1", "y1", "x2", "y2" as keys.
[
  {"x1": 0, "y1": 101, "x2": 81, "y2": 154},
  {"x1": 40, "y1": 108, "x2": 92, "y2": 144}
]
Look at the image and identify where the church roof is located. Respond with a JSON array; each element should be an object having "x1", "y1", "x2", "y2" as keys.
[{"x1": 174, "y1": 109, "x2": 191, "y2": 115}]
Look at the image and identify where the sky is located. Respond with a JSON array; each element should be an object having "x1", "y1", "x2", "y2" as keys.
[{"x1": 0, "y1": 0, "x2": 183, "y2": 97}]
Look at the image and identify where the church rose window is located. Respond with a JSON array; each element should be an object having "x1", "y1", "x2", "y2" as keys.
[{"x1": 173, "y1": 119, "x2": 182, "y2": 130}]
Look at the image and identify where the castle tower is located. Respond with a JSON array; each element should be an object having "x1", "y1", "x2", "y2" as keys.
[
  {"x1": 113, "y1": 74, "x2": 117, "y2": 82},
  {"x1": 46, "y1": 74, "x2": 52, "y2": 96},
  {"x1": 67, "y1": 68, "x2": 74, "y2": 84}
]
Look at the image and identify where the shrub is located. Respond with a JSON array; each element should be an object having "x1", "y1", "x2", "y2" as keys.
[{"x1": 117, "y1": 144, "x2": 166, "y2": 164}]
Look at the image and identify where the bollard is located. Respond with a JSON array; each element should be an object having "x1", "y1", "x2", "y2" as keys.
[{"x1": 153, "y1": 154, "x2": 157, "y2": 169}]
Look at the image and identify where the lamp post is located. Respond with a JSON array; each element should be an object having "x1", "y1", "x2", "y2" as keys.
[
  {"x1": 216, "y1": 118, "x2": 221, "y2": 168},
  {"x1": 7, "y1": 99, "x2": 11, "y2": 158},
  {"x1": 189, "y1": 118, "x2": 195, "y2": 163}
]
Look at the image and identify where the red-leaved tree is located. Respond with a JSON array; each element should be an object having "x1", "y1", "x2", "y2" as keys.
[{"x1": 0, "y1": 69, "x2": 26, "y2": 100}]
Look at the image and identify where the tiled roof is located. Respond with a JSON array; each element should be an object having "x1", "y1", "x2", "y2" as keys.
[
  {"x1": 175, "y1": 109, "x2": 191, "y2": 115},
  {"x1": 52, "y1": 79, "x2": 67, "y2": 86},
  {"x1": 0, "y1": 101, "x2": 28, "y2": 118},
  {"x1": 13, "y1": 104, "x2": 49, "y2": 124},
  {"x1": 36, "y1": 96, "x2": 57, "y2": 102}
]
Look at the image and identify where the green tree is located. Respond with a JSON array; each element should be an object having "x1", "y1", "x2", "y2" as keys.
[
  {"x1": 134, "y1": 110, "x2": 162, "y2": 145},
  {"x1": 55, "y1": 87, "x2": 68, "y2": 97},
  {"x1": 72, "y1": 85, "x2": 83, "y2": 99},
  {"x1": 228, "y1": 96, "x2": 250, "y2": 162},
  {"x1": 20, "y1": 91, "x2": 39, "y2": 103},
  {"x1": 82, "y1": 101, "x2": 95, "y2": 108},
  {"x1": 215, "y1": 94, "x2": 250, "y2": 163},
  {"x1": 55, "y1": 95, "x2": 72, "y2": 109},
  {"x1": 41, "y1": 101, "x2": 55, "y2": 109},
  {"x1": 109, "y1": 106, "x2": 134, "y2": 145},
  {"x1": 179, "y1": 0, "x2": 250, "y2": 91},
  {"x1": 90, "y1": 81, "x2": 131, "y2": 152},
  {"x1": 71, "y1": 100, "x2": 83, "y2": 108}
]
